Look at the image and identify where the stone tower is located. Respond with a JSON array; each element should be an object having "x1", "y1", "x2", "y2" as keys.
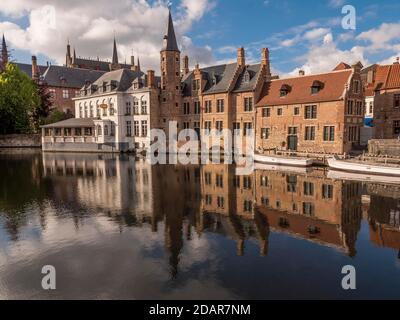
[{"x1": 160, "y1": 10, "x2": 181, "y2": 129}]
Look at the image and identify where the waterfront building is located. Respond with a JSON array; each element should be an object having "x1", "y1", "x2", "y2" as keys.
[
  {"x1": 372, "y1": 59, "x2": 400, "y2": 139},
  {"x1": 255, "y1": 63, "x2": 365, "y2": 155},
  {"x1": 42, "y1": 68, "x2": 160, "y2": 152},
  {"x1": 159, "y1": 11, "x2": 272, "y2": 151}
]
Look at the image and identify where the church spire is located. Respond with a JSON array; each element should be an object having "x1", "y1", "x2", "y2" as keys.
[
  {"x1": 2, "y1": 34, "x2": 9, "y2": 67},
  {"x1": 112, "y1": 36, "x2": 119, "y2": 65},
  {"x1": 162, "y1": 10, "x2": 179, "y2": 52}
]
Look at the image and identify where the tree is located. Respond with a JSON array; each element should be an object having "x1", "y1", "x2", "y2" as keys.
[
  {"x1": 0, "y1": 63, "x2": 40, "y2": 134},
  {"x1": 30, "y1": 84, "x2": 53, "y2": 132}
]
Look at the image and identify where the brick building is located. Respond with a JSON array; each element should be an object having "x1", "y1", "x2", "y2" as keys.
[
  {"x1": 372, "y1": 60, "x2": 400, "y2": 139},
  {"x1": 255, "y1": 63, "x2": 365, "y2": 155},
  {"x1": 159, "y1": 12, "x2": 272, "y2": 152}
]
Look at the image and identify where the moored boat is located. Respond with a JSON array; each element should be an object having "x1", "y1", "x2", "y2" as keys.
[
  {"x1": 254, "y1": 153, "x2": 314, "y2": 167},
  {"x1": 327, "y1": 155, "x2": 400, "y2": 177},
  {"x1": 327, "y1": 170, "x2": 400, "y2": 184}
]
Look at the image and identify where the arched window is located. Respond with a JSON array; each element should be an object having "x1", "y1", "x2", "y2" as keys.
[
  {"x1": 97, "y1": 125, "x2": 102, "y2": 136},
  {"x1": 104, "y1": 125, "x2": 109, "y2": 136}
]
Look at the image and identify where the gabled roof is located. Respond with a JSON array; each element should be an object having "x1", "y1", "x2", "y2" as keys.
[
  {"x1": 181, "y1": 63, "x2": 262, "y2": 97},
  {"x1": 333, "y1": 62, "x2": 351, "y2": 71},
  {"x1": 41, "y1": 65, "x2": 106, "y2": 88},
  {"x1": 374, "y1": 63, "x2": 400, "y2": 91},
  {"x1": 256, "y1": 69, "x2": 353, "y2": 107},
  {"x1": 91, "y1": 68, "x2": 145, "y2": 92}
]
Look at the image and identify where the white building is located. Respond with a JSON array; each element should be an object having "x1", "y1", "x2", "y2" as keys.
[{"x1": 42, "y1": 68, "x2": 160, "y2": 153}]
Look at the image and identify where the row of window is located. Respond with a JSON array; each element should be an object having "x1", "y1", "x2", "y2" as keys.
[
  {"x1": 126, "y1": 100, "x2": 147, "y2": 115},
  {"x1": 204, "y1": 195, "x2": 253, "y2": 212},
  {"x1": 126, "y1": 120, "x2": 148, "y2": 137},
  {"x1": 262, "y1": 105, "x2": 317, "y2": 119},
  {"x1": 346, "y1": 100, "x2": 364, "y2": 116},
  {"x1": 261, "y1": 126, "x2": 336, "y2": 142},
  {"x1": 45, "y1": 127, "x2": 93, "y2": 137}
]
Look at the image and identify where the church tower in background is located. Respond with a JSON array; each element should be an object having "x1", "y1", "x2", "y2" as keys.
[{"x1": 160, "y1": 10, "x2": 182, "y2": 133}]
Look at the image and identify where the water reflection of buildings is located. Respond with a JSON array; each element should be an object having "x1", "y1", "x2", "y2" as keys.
[
  {"x1": 42, "y1": 154, "x2": 398, "y2": 277},
  {"x1": 367, "y1": 184, "x2": 400, "y2": 258},
  {"x1": 199, "y1": 166, "x2": 363, "y2": 257}
]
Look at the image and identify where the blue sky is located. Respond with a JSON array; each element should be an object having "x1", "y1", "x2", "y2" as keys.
[{"x1": 1, "y1": 0, "x2": 400, "y2": 76}]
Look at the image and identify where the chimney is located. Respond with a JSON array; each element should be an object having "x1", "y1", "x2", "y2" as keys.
[
  {"x1": 32, "y1": 56, "x2": 39, "y2": 81},
  {"x1": 131, "y1": 56, "x2": 135, "y2": 67},
  {"x1": 299, "y1": 70, "x2": 305, "y2": 76},
  {"x1": 261, "y1": 48, "x2": 271, "y2": 77},
  {"x1": 147, "y1": 70, "x2": 155, "y2": 88},
  {"x1": 394, "y1": 57, "x2": 400, "y2": 65},
  {"x1": 237, "y1": 47, "x2": 245, "y2": 67},
  {"x1": 183, "y1": 55, "x2": 189, "y2": 75}
]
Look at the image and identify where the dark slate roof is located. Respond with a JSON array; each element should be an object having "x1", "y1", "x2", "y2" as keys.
[
  {"x1": 41, "y1": 65, "x2": 106, "y2": 88},
  {"x1": 182, "y1": 63, "x2": 262, "y2": 97},
  {"x1": 73, "y1": 57, "x2": 133, "y2": 72},
  {"x1": 15, "y1": 63, "x2": 47, "y2": 79},
  {"x1": 91, "y1": 68, "x2": 145, "y2": 93},
  {"x1": 233, "y1": 64, "x2": 262, "y2": 93},
  {"x1": 73, "y1": 58, "x2": 111, "y2": 71},
  {"x1": 162, "y1": 10, "x2": 179, "y2": 52},
  {"x1": 41, "y1": 118, "x2": 95, "y2": 128}
]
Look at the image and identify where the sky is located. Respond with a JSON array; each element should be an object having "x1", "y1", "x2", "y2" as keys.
[{"x1": 0, "y1": 0, "x2": 399, "y2": 77}]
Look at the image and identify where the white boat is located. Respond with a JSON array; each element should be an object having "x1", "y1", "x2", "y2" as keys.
[
  {"x1": 327, "y1": 156, "x2": 400, "y2": 178},
  {"x1": 255, "y1": 162, "x2": 311, "y2": 174},
  {"x1": 327, "y1": 170, "x2": 400, "y2": 185},
  {"x1": 254, "y1": 153, "x2": 314, "y2": 167}
]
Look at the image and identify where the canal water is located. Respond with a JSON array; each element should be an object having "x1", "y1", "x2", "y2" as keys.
[{"x1": 0, "y1": 150, "x2": 399, "y2": 299}]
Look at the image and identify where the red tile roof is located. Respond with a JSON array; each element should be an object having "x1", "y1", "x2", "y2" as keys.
[
  {"x1": 333, "y1": 62, "x2": 351, "y2": 71},
  {"x1": 374, "y1": 64, "x2": 400, "y2": 91},
  {"x1": 256, "y1": 69, "x2": 353, "y2": 107}
]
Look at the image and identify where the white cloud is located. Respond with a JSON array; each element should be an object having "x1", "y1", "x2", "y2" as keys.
[
  {"x1": 0, "y1": 0, "x2": 215, "y2": 71},
  {"x1": 286, "y1": 33, "x2": 367, "y2": 76},
  {"x1": 357, "y1": 23, "x2": 400, "y2": 51},
  {"x1": 328, "y1": 0, "x2": 345, "y2": 8}
]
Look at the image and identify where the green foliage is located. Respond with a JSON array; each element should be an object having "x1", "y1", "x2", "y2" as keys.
[
  {"x1": 0, "y1": 63, "x2": 40, "y2": 134},
  {"x1": 30, "y1": 84, "x2": 53, "y2": 132},
  {"x1": 43, "y1": 109, "x2": 73, "y2": 125}
]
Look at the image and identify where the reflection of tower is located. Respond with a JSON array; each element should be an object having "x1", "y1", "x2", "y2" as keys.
[
  {"x1": 341, "y1": 181, "x2": 363, "y2": 258},
  {"x1": 152, "y1": 164, "x2": 201, "y2": 278}
]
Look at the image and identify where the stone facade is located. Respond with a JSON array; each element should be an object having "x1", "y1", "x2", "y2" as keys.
[
  {"x1": 368, "y1": 139, "x2": 400, "y2": 156},
  {"x1": 0, "y1": 134, "x2": 41, "y2": 148}
]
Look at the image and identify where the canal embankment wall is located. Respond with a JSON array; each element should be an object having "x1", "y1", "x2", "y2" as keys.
[
  {"x1": 369, "y1": 139, "x2": 400, "y2": 156},
  {"x1": 0, "y1": 134, "x2": 41, "y2": 148}
]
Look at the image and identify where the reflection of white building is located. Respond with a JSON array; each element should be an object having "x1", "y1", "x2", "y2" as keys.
[
  {"x1": 42, "y1": 68, "x2": 160, "y2": 153},
  {"x1": 42, "y1": 153, "x2": 155, "y2": 217}
]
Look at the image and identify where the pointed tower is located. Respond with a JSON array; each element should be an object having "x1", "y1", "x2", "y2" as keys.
[
  {"x1": 160, "y1": 10, "x2": 181, "y2": 127},
  {"x1": 66, "y1": 39, "x2": 72, "y2": 67},
  {"x1": 110, "y1": 36, "x2": 119, "y2": 70},
  {"x1": 1, "y1": 34, "x2": 9, "y2": 70},
  {"x1": 137, "y1": 57, "x2": 141, "y2": 71}
]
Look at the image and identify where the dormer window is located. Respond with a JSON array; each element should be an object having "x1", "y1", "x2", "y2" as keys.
[
  {"x1": 212, "y1": 74, "x2": 218, "y2": 86},
  {"x1": 280, "y1": 84, "x2": 291, "y2": 97},
  {"x1": 243, "y1": 70, "x2": 251, "y2": 83},
  {"x1": 311, "y1": 80, "x2": 324, "y2": 94}
]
